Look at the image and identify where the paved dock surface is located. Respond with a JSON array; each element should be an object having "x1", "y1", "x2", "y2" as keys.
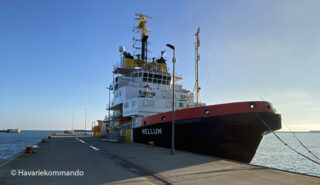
[{"x1": 0, "y1": 134, "x2": 319, "y2": 185}]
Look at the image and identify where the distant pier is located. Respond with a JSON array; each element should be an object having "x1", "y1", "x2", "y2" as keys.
[{"x1": 0, "y1": 133, "x2": 319, "y2": 185}]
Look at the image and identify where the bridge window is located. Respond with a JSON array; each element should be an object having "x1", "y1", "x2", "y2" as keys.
[{"x1": 154, "y1": 74, "x2": 161, "y2": 79}]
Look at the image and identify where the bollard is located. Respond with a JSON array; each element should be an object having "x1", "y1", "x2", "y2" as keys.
[
  {"x1": 25, "y1": 146, "x2": 33, "y2": 153},
  {"x1": 48, "y1": 136, "x2": 51, "y2": 139},
  {"x1": 148, "y1": 141, "x2": 155, "y2": 148},
  {"x1": 41, "y1": 138, "x2": 46, "y2": 143}
]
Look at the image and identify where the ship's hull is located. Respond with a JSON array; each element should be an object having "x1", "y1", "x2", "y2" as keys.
[
  {"x1": 5, "y1": 129, "x2": 21, "y2": 133},
  {"x1": 133, "y1": 112, "x2": 281, "y2": 163}
]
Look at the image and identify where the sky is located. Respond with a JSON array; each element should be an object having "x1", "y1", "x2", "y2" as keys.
[{"x1": 0, "y1": 0, "x2": 319, "y2": 131}]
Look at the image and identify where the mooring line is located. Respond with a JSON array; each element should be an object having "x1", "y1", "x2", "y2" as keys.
[
  {"x1": 281, "y1": 118, "x2": 320, "y2": 161},
  {"x1": 239, "y1": 74, "x2": 320, "y2": 162},
  {"x1": 256, "y1": 113, "x2": 320, "y2": 166}
]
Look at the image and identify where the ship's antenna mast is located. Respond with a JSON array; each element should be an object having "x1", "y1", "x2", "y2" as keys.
[
  {"x1": 134, "y1": 13, "x2": 152, "y2": 62},
  {"x1": 194, "y1": 27, "x2": 201, "y2": 106}
]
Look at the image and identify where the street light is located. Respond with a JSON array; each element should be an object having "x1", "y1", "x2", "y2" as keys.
[
  {"x1": 92, "y1": 121, "x2": 95, "y2": 136},
  {"x1": 166, "y1": 44, "x2": 176, "y2": 155},
  {"x1": 84, "y1": 108, "x2": 87, "y2": 135},
  {"x1": 72, "y1": 113, "x2": 74, "y2": 132},
  {"x1": 107, "y1": 85, "x2": 112, "y2": 120}
]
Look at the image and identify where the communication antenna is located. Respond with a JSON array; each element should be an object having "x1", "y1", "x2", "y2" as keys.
[{"x1": 194, "y1": 27, "x2": 201, "y2": 106}]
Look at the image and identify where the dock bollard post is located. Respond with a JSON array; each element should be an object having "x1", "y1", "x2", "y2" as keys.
[
  {"x1": 25, "y1": 146, "x2": 33, "y2": 153},
  {"x1": 148, "y1": 141, "x2": 155, "y2": 148}
]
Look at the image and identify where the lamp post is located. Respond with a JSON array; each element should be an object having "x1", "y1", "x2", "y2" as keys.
[
  {"x1": 166, "y1": 44, "x2": 176, "y2": 155},
  {"x1": 72, "y1": 113, "x2": 74, "y2": 132},
  {"x1": 107, "y1": 85, "x2": 112, "y2": 120},
  {"x1": 92, "y1": 121, "x2": 95, "y2": 136},
  {"x1": 84, "y1": 108, "x2": 87, "y2": 135}
]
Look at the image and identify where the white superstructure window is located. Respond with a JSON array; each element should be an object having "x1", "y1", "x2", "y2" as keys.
[
  {"x1": 131, "y1": 100, "x2": 136, "y2": 107},
  {"x1": 166, "y1": 101, "x2": 171, "y2": 107},
  {"x1": 149, "y1": 100, "x2": 154, "y2": 106},
  {"x1": 144, "y1": 100, "x2": 148, "y2": 106}
]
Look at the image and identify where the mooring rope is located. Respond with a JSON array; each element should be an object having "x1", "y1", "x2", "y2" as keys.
[
  {"x1": 256, "y1": 113, "x2": 320, "y2": 166},
  {"x1": 241, "y1": 79, "x2": 320, "y2": 162},
  {"x1": 281, "y1": 118, "x2": 320, "y2": 161},
  {"x1": 257, "y1": 95, "x2": 320, "y2": 162},
  {"x1": 206, "y1": 59, "x2": 320, "y2": 164}
]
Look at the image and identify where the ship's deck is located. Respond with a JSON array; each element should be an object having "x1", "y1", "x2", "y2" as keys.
[{"x1": 0, "y1": 133, "x2": 319, "y2": 185}]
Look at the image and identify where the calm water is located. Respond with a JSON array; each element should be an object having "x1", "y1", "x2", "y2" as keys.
[
  {"x1": 0, "y1": 130, "x2": 59, "y2": 165},
  {"x1": 251, "y1": 132, "x2": 320, "y2": 177},
  {"x1": 1, "y1": 131, "x2": 319, "y2": 177}
]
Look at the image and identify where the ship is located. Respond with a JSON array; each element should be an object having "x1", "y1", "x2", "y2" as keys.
[
  {"x1": 102, "y1": 14, "x2": 281, "y2": 163},
  {"x1": 0, "y1": 129, "x2": 21, "y2": 133}
]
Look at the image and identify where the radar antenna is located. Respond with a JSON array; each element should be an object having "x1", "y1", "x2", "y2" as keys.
[{"x1": 134, "y1": 13, "x2": 152, "y2": 62}]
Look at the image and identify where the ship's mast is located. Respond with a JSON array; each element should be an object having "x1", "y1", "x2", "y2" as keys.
[
  {"x1": 194, "y1": 27, "x2": 201, "y2": 106},
  {"x1": 134, "y1": 13, "x2": 152, "y2": 62}
]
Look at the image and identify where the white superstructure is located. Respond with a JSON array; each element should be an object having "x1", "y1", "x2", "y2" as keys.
[
  {"x1": 103, "y1": 13, "x2": 203, "y2": 133},
  {"x1": 108, "y1": 56, "x2": 194, "y2": 129}
]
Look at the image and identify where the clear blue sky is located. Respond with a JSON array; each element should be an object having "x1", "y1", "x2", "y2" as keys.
[{"x1": 1, "y1": 0, "x2": 319, "y2": 131}]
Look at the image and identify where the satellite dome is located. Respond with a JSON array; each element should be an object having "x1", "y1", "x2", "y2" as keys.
[{"x1": 119, "y1": 45, "x2": 125, "y2": 52}]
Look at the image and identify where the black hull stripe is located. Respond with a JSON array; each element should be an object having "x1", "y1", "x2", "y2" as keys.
[{"x1": 133, "y1": 112, "x2": 281, "y2": 163}]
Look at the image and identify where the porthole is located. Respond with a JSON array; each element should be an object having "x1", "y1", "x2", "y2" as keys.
[
  {"x1": 204, "y1": 110, "x2": 211, "y2": 115},
  {"x1": 266, "y1": 104, "x2": 271, "y2": 110},
  {"x1": 249, "y1": 102, "x2": 256, "y2": 109},
  {"x1": 161, "y1": 116, "x2": 166, "y2": 121}
]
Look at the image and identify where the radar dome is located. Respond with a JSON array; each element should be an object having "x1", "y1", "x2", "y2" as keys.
[{"x1": 119, "y1": 46, "x2": 125, "y2": 52}]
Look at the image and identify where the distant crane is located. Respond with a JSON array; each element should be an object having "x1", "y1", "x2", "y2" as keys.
[{"x1": 194, "y1": 27, "x2": 201, "y2": 106}]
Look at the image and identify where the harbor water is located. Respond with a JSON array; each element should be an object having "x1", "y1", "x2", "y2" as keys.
[
  {"x1": 251, "y1": 132, "x2": 320, "y2": 177},
  {"x1": 0, "y1": 130, "x2": 58, "y2": 165},
  {"x1": 0, "y1": 131, "x2": 319, "y2": 177}
]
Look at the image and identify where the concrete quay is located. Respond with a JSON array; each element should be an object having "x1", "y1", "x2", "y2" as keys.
[{"x1": 0, "y1": 134, "x2": 319, "y2": 185}]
